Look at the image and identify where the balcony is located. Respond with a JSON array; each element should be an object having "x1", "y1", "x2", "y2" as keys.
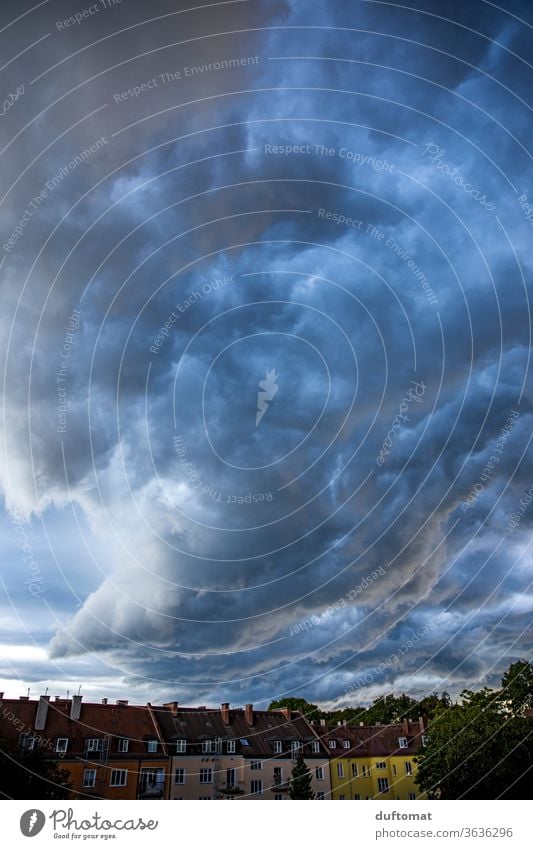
[
  {"x1": 270, "y1": 780, "x2": 290, "y2": 793},
  {"x1": 216, "y1": 782, "x2": 245, "y2": 796}
]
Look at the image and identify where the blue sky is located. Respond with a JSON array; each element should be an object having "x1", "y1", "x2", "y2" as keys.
[{"x1": 0, "y1": 0, "x2": 531, "y2": 707}]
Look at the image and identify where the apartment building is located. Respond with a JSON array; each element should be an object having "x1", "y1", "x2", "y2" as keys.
[
  {"x1": 319, "y1": 717, "x2": 427, "y2": 800},
  {"x1": 156, "y1": 701, "x2": 332, "y2": 800},
  {"x1": 0, "y1": 694, "x2": 171, "y2": 799}
]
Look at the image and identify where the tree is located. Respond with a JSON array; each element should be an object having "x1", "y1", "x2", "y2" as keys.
[
  {"x1": 415, "y1": 681, "x2": 532, "y2": 799},
  {"x1": 501, "y1": 659, "x2": 533, "y2": 716},
  {"x1": 0, "y1": 743, "x2": 72, "y2": 799},
  {"x1": 268, "y1": 697, "x2": 321, "y2": 721},
  {"x1": 288, "y1": 749, "x2": 315, "y2": 799}
]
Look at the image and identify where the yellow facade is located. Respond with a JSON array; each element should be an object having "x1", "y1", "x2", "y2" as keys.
[{"x1": 329, "y1": 754, "x2": 425, "y2": 800}]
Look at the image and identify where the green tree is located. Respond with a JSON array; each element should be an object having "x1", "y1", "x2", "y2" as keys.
[
  {"x1": 288, "y1": 749, "x2": 315, "y2": 799},
  {"x1": 0, "y1": 742, "x2": 72, "y2": 799},
  {"x1": 415, "y1": 683, "x2": 532, "y2": 799},
  {"x1": 268, "y1": 697, "x2": 321, "y2": 720},
  {"x1": 501, "y1": 659, "x2": 533, "y2": 716}
]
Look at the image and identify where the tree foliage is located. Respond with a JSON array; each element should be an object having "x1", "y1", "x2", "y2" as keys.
[
  {"x1": 416, "y1": 667, "x2": 533, "y2": 800},
  {"x1": 0, "y1": 743, "x2": 72, "y2": 799},
  {"x1": 288, "y1": 749, "x2": 315, "y2": 799}
]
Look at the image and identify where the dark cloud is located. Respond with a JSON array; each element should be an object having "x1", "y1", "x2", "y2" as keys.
[{"x1": 0, "y1": 0, "x2": 531, "y2": 705}]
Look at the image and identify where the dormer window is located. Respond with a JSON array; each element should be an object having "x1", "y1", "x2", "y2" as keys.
[
  {"x1": 86, "y1": 738, "x2": 103, "y2": 752},
  {"x1": 398, "y1": 737, "x2": 408, "y2": 749},
  {"x1": 117, "y1": 738, "x2": 129, "y2": 753},
  {"x1": 147, "y1": 740, "x2": 158, "y2": 753},
  {"x1": 273, "y1": 740, "x2": 282, "y2": 753},
  {"x1": 55, "y1": 738, "x2": 69, "y2": 753},
  {"x1": 202, "y1": 740, "x2": 214, "y2": 754},
  {"x1": 312, "y1": 740, "x2": 320, "y2": 753},
  {"x1": 20, "y1": 734, "x2": 37, "y2": 751},
  {"x1": 176, "y1": 739, "x2": 186, "y2": 753},
  {"x1": 343, "y1": 739, "x2": 350, "y2": 749},
  {"x1": 226, "y1": 740, "x2": 236, "y2": 753},
  {"x1": 291, "y1": 741, "x2": 302, "y2": 756},
  {"x1": 329, "y1": 740, "x2": 337, "y2": 749},
  {"x1": 421, "y1": 735, "x2": 430, "y2": 746}
]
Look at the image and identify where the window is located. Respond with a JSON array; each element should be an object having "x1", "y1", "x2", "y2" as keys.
[
  {"x1": 405, "y1": 761, "x2": 412, "y2": 775},
  {"x1": 202, "y1": 740, "x2": 214, "y2": 754},
  {"x1": 398, "y1": 737, "x2": 408, "y2": 749},
  {"x1": 86, "y1": 738, "x2": 103, "y2": 752},
  {"x1": 200, "y1": 768, "x2": 213, "y2": 784},
  {"x1": 274, "y1": 794, "x2": 283, "y2": 800},
  {"x1": 351, "y1": 763, "x2": 358, "y2": 777},
  {"x1": 291, "y1": 741, "x2": 302, "y2": 756},
  {"x1": 343, "y1": 739, "x2": 350, "y2": 749},
  {"x1": 377, "y1": 778, "x2": 390, "y2": 793},
  {"x1": 139, "y1": 768, "x2": 165, "y2": 797},
  {"x1": 329, "y1": 740, "x2": 337, "y2": 749},
  {"x1": 83, "y1": 769, "x2": 96, "y2": 788},
  {"x1": 376, "y1": 761, "x2": 386, "y2": 769},
  {"x1": 362, "y1": 765, "x2": 369, "y2": 777},
  {"x1": 250, "y1": 761, "x2": 262, "y2": 770},
  {"x1": 339, "y1": 794, "x2": 345, "y2": 800},
  {"x1": 174, "y1": 768, "x2": 185, "y2": 784},
  {"x1": 315, "y1": 766, "x2": 324, "y2": 780},
  {"x1": 421, "y1": 735, "x2": 430, "y2": 746},
  {"x1": 273, "y1": 767, "x2": 283, "y2": 785},
  {"x1": 198, "y1": 796, "x2": 212, "y2": 800},
  {"x1": 226, "y1": 739, "x2": 235, "y2": 754},
  {"x1": 110, "y1": 769, "x2": 127, "y2": 787},
  {"x1": 20, "y1": 734, "x2": 37, "y2": 751},
  {"x1": 337, "y1": 763, "x2": 344, "y2": 778},
  {"x1": 392, "y1": 764, "x2": 397, "y2": 776},
  {"x1": 117, "y1": 738, "x2": 129, "y2": 753},
  {"x1": 239, "y1": 738, "x2": 250, "y2": 746},
  {"x1": 226, "y1": 768, "x2": 236, "y2": 787},
  {"x1": 312, "y1": 740, "x2": 320, "y2": 753},
  {"x1": 409, "y1": 793, "x2": 416, "y2": 800},
  {"x1": 354, "y1": 794, "x2": 361, "y2": 800},
  {"x1": 147, "y1": 740, "x2": 158, "y2": 753},
  {"x1": 55, "y1": 738, "x2": 68, "y2": 753},
  {"x1": 175, "y1": 739, "x2": 186, "y2": 753},
  {"x1": 273, "y1": 740, "x2": 282, "y2": 753},
  {"x1": 251, "y1": 780, "x2": 263, "y2": 796},
  {"x1": 316, "y1": 791, "x2": 325, "y2": 800}
]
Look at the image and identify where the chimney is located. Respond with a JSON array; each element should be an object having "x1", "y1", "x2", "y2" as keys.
[
  {"x1": 163, "y1": 701, "x2": 179, "y2": 715},
  {"x1": 19, "y1": 695, "x2": 29, "y2": 701},
  {"x1": 359, "y1": 722, "x2": 364, "y2": 726},
  {"x1": 0, "y1": 692, "x2": 4, "y2": 700},
  {"x1": 280, "y1": 707, "x2": 291, "y2": 721},
  {"x1": 34, "y1": 695, "x2": 50, "y2": 731},
  {"x1": 244, "y1": 704, "x2": 254, "y2": 726},
  {"x1": 402, "y1": 718, "x2": 409, "y2": 735},
  {"x1": 221, "y1": 703, "x2": 230, "y2": 725},
  {"x1": 117, "y1": 700, "x2": 128, "y2": 707},
  {"x1": 337, "y1": 721, "x2": 342, "y2": 726},
  {"x1": 102, "y1": 698, "x2": 108, "y2": 705},
  {"x1": 320, "y1": 718, "x2": 327, "y2": 727},
  {"x1": 70, "y1": 694, "x2": 82, "y2": 720},
  {"x1": 418, "y1": 715, "x2": 425, "y2": 734}
]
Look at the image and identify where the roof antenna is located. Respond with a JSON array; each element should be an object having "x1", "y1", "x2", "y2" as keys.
[
  {"x1": 44, "y1": 687, "x2": 49, "y2": 696},
  {"x1": 77, "y1": 685, "x2": 82, "y2": 696},
  {"x1": 27, "y1": 687, "x2": 30, "y2": 698},
  {"x1": 66, "y1": 689, "x2": 70, "y2": 700}
]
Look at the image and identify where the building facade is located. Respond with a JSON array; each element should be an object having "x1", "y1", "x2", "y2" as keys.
[
  {"x1": 320, "y1": 718, "x2": 427, "y2": 800},
  {"x1": 157, "y1": 701, "x2": 331, "y2": 800}
]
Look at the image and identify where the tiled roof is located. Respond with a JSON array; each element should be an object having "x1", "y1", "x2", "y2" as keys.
[
  {"x1": 0, "y1": 698, "x2": 169, "y2": 759},
  {"x1": 319, "y1": 720, "x2": 424, "y2": 756},
  {"x1": 154, "y1": 707, "x2": 328, "y2": 758}
]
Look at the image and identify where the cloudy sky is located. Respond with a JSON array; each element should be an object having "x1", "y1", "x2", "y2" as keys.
[{"x1": 0, "y1": 0, "x2": 531, "y2": 708}]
